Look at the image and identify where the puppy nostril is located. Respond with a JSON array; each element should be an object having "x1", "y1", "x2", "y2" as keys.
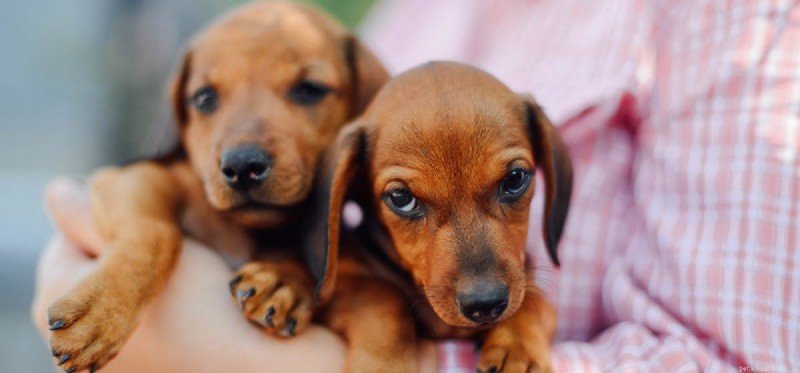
[
  {"x1": 246, "y1": 162, "x2": 268, "y2": 180},
  {"x1": 222, "y1": 167, "x2": 238, "y2": 181},
  {"x1": 490, "y1": 299, "x2": 508, "y2": 318}
]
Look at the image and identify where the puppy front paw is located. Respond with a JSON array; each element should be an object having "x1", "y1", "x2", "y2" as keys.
[
  {"x1": 477, "y1": 338, "x2": 552, "y2": 373},
  {"x1": 47, "y1": 276, "x2": 138, "y2": 373},
  {"x1": 229, "y1": 261, "x2": 313, "y2": 337}
]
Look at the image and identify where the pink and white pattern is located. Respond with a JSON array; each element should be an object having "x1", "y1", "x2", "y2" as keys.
[{"x1": 362, "y1": 0, "x2": 800, "y2": 371}]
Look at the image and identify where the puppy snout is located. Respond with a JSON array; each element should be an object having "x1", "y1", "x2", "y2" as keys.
[
  {"x1": 220, "y1": 145, "x2": 272, "y2": 190},
  {"x1": 457, "y1": 282, "x2": 509, "y2": 324}
]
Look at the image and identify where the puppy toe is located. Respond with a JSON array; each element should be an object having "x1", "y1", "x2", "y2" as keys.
[
  {"x1": 477, "y1": 344, "x2": 552, "y2": 373},
  {"x1": 47, "y1": 296, "x2": 90, "y2": 332},
  {"x1": 284, "y1": 300, "x2": 311, "y2": 336},
  {"x1": 256, "y1": 283, "x2": 312, "y2": 336},
  {"x1": 230, "y1": 270, "x2": 279, "y2": 314},
  {"x1": 476, "y1": 345, "x2": 507, "y2": 373},
  {"x1": 57, "y1": 337, "x2": 119, "y2": 373},
  {"x1": 254, "y1": 284, "x2": 295, "y2": 331}
]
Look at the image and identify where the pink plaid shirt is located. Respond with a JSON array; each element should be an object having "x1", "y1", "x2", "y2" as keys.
[{"x1": 361, "y1": 0, "x2": 800, "y2": 371}]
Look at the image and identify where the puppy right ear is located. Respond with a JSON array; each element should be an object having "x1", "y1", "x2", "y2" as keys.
[
  {"x1": 169, "y1": 50, "x2": 192, "y2": 126},
  {"x1": 305, "y1": 122, "x2": 368, "y2": 304},
  {"x1": 521, "y1": 96, "x2": 574, "y2": 268}
]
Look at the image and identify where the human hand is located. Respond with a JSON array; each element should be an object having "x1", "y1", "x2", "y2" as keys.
[{"x1": 31, "y1": 178, "x2": 349, "y2": 373}]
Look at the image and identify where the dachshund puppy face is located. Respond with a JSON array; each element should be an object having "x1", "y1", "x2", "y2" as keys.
[
  {"x1": 367, "y1": 67, "x2": 536, "y2": 327},
  {"x1": 172, "y1": 2, "x2": 385, "y2": 227},
  {"x1": 312, "y1": 62, "x2": 570, "y2": 328}
]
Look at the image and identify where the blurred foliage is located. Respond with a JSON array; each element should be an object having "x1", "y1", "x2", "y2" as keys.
[
  {"x1": 298, "y1": 0, "x2": 375, "y2": 29},
  {"x1": 220, "y1": 0, "x2": 375, "y2": 29}
]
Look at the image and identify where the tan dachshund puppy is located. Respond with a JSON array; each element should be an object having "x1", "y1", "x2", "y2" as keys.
[
  {"x1": 308, "y1": 61, "x2": 572, "y2": 372},
  {"x1": 46, "y1": 2, "x2": 387, "y2": 372}
]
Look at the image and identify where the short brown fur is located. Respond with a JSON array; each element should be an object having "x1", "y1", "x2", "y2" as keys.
[
  {"x1": 45, "y1": 2, "x2": 388, "y2": 372},
  {"x1": 310, "y1": 62, "x2": 572, "y2": 372}
]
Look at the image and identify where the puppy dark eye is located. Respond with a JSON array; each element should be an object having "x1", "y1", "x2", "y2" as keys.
[
  {"x1": 288, "y1": 81, "x2": 332, "y2": 106},
  {"x1": 191, "y1": 86, "x2": 218, "y2": 114},
  {"x1": 384, "y1": 188, "x2": 423, "y2": 219},
  {"x1": 500, "y1": 168, "x2": 532, "y2": 203}
]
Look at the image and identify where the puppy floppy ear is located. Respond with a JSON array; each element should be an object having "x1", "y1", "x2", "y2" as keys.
[
  {"x1": 521, "y1": 96, "x2": 573, "y2": 267},
  {"x1": 169, "y1": 50, "x2": 192, "y2": 126},
  {"x1": 305, "y1": 122, "x2": 368, "y2": 304},
  {"x1": 146, "y1": 51, "x2": 192, "y2": 162},
  {"x1": 343, "y1": 37, "x2": 389, "y2": 116}
]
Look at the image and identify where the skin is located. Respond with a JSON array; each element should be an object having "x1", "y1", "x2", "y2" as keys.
[{"x1": 31, "y1": 178, "x2": 439, "y2": 373}]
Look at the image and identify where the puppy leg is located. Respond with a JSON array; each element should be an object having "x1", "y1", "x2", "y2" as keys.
[
  {"x1": 322, "y1": 272, "x2": 417, "y2": 373},
  {"x1": 476, "y1": 289, "x2": 556, "y2": 373},
  {"x1": 230, "y1": 255, "x2": 314, "y2": 337},
  {"x1": 47, "y1": 163, "x2": 183, "y2": 372}
]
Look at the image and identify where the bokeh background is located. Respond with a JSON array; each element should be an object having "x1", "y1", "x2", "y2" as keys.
[{"x1": 0, "y1": 0, "x2": 373, "y2": 370}]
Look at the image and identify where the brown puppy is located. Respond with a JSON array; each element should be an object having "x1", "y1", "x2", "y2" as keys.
[
  {"x1": 308, "y1": 61, "x2": 572, "y2": 372},
  {"x1": 46, "y1": 2, "x2": 387, "y2": 372}
]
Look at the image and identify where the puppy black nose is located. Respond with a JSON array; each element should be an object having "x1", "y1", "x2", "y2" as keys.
[
  {"x1": 458, "y1": 283, "x2": 509, "y2": 324},
  {"x1": 220, "y1": 145, "x2": 272, "y2": 190}
]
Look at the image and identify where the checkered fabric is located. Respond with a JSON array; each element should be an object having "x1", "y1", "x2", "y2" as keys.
[{"x1": 361, "y1": 0, "x2": 800, "y2": 371}]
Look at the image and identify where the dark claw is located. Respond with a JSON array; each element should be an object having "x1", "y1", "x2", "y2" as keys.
[
  {"x1": 228, "y1": 274, "x2": 243, "y2": 296},
  {"x1": 51, "y1": 348, "x2": 60, "y2": 357},
  {"x1": 58, "y1": 354, "x2": 70, "y2": 365},
  {"x1": 49, "y1": 320, "x2": 66, "y2": 330},
  {"x1": 90, "y1": 364, "x2": 98, "y2": 373},
  {"x1": 65, "y1": 367, "x2": 76, "y2": 373},
  {"x1": 286, "y1": 318, "x2": 297, "y2": 336},
  {"x1": 265, "y1": 306, "x2": 275, "y2": 327},
  {"x1": 237, "y1": 287, "x2": 256, "y2": 308}
]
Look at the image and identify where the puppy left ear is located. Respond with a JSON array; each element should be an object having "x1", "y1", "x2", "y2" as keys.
[
  {"x1": 343, "y1": 37, "x2": 389, "y2": 116},
  {"x1": 168, "y1": 50, "x2": 192, "y2": 127},
  {"x1": 305, "y1": 122, "x2": 368, "y2": 304},
  {"x1": 521, "y1": 96, "x2": 573, "y2": 267}
]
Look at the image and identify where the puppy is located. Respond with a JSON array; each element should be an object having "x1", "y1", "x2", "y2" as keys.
[
  {"x1": 307, "y1": 61, "x2": 572, "y2": 372},
  {"x1": 45, "y1": 2, "x2": 387, "y2": 372}
]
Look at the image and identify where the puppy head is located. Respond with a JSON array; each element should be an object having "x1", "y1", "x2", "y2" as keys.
[
  {"x1": 169, "y1": 1, "x2": 387, "y2": 227},
  {"x1": 310, "y1": 62, "x2": 572, "y2": 328}
]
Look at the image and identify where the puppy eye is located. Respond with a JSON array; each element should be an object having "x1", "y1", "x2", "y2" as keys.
[
  {"x1": 384, "y1": 188, "x2": 423, "y2": 219},
  {"x1": 499, "y1": 168, "x2": 532, "y2": 203},
  {"x1": 191, "y1": 86, "x2": 218, "y2": 114},
  {"x1": 288, "y1": 81, "x2": 333, "y2": 106}
]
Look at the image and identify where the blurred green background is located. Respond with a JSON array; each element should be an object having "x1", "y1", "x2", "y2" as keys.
[{"x1": 0, "y1": 0, "x2": 373, "y2": 370}]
